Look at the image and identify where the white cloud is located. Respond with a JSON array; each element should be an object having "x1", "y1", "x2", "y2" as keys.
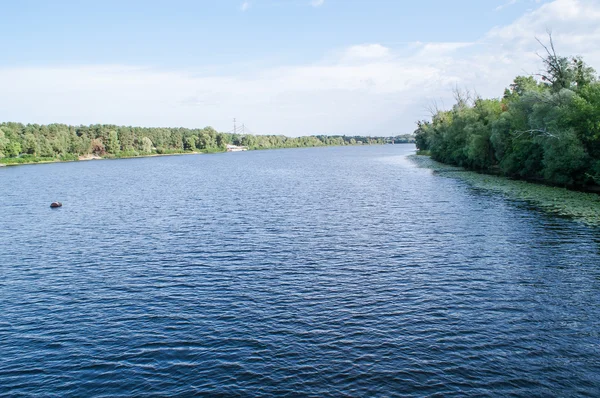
[
  {"x1": 240, "y1": 1, "x2": 250, "y2": 11},
  {"x1": 344, "y1": 44, "x2": 391, "y2": 60},
  {"x1": 416, "y1": 42, "x2": 474, "y2": 56},
  {"x1": 310, "y1": 0, "x2": 325, "y2": 7},
  {"x1": 485, "y1": 0, "x2": 600, "y2": 66},
  {"x1": 1, "y1": 0, "x2": 599, "y2": 136},
  {"x1": 495, "y1": 0, "x2": 518, "y2": 11}
]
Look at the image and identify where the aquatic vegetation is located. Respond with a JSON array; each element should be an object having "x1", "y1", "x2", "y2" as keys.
[{"x1": 409, "y1": 154, "x2": 600, "y2": 225}]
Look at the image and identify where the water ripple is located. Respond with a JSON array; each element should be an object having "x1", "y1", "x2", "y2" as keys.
[{"x1": 1, "y1": 146, "x2": 599, "y2": 396}]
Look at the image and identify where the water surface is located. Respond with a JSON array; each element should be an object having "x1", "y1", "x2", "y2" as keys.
[{"x1": 1, "y1": 145, "x2": 599, "y2": 396}]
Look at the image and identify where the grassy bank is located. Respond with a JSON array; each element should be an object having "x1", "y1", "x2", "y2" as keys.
[
  {"x1": 0, "y1": 150, "x2": 211, "y2": 167},
  {"x1": 1, "y1": 156, "x2": 61, "y2": 165},
  {"x1": 409, "y1": 154, "x2": 600, "y2": 226}
]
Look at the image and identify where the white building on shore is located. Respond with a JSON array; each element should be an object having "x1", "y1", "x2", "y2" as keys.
[{"x1": 226, "y1": 144, "x2": 249, "y2": 152}]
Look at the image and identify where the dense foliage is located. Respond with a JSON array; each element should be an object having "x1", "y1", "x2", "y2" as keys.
[
  {"x1": 414, "y1": 40, "x2": 600, "y2": 189},
  {"x1": 0, "y1": 123, "x2": 390, "y2": 164}
]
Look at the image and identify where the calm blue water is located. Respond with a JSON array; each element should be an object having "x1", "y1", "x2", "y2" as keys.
[{"x1": 1, "y1": 145, "x2": 599, "y2": 397}]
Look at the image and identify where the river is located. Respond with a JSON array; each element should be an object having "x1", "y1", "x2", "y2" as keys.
[{"x1": 1, "y1": 145, "x2": 599, "y2": 396}]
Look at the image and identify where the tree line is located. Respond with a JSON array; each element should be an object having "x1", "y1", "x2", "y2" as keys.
[
  {"x1": 414, "y1": 36, "x2": 600, "y2": 189},
  {"x1": 0, "y1": 122, "x2": 393, "y2": 164}
]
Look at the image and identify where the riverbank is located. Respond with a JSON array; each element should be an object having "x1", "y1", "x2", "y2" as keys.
[
  {"x1": 0, "y1": 150, "x2": 209, "y2": 167},
  {"x1": 0, "y1": 122, "x2": 393, "y2": 167},
  {"x1": 409, "y1": 154, "x2": 600, "y2": 226},
  {"x1": 0, "y1": 143, "x2": 399, "y2": 167}
]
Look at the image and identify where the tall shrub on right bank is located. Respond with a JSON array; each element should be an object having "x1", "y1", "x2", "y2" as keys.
[{"x1": 415, "y1": 37, "x2": 599, "y2": 188}]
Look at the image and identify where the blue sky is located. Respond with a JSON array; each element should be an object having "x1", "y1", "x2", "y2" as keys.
[
  {"x1": 1, "y1": 0, "x2": 542, "y2": 67},
  {"x1": 1, "y1": 0, "x2": 599, "y2": 135}
]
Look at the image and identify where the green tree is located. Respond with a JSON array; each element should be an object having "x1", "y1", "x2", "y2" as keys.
[
  {"x1": 141, "y1": 137, "x2": 153, "y2": 153},
  {"x1": 5, "y1": 141, "x2": 22, "y2": 157},
  {"x1": 105, "y1": 130, "x2": 120, "y2": 154},
  {"x1": 0, "y1": 129, "x2": 8, "y2": 158},
  {"x1": 22, "y1": 133, "x2": 39, "y2": 155},
  {"x1": 184, "y1": 136, "x2": 196, "y2": 151},
  {"x1": 541, "y1": 130, "x2": 588, "y2": 186}
]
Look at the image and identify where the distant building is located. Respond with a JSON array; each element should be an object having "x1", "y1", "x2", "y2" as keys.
[{"x1": 226, "y1": 144, "x2": 249, "y2": 152}]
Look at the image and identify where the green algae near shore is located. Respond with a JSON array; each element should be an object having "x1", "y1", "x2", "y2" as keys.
[{"x1": 409, "y1": 154, "x2": 600, "y2": 226}]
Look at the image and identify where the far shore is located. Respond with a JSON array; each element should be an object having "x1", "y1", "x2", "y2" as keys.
[
  {"x1": 0, "y1": 150, "x2": 207, "y2": 167},
  {"x1": 0, "y1": 143, "x2": 413, "y2": 167}
]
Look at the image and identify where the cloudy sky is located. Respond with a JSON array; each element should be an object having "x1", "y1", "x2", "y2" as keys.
[{"x1": 1, "y1": 0, "x2": 599, "y2": 136}]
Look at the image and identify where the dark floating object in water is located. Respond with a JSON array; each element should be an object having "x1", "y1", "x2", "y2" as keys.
[{"x1": 50, "y1": 202, "x2": 62, "y2": 208}]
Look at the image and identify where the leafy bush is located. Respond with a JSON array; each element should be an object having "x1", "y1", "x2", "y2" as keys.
[{"x1": 415, "y1": 41, "x2": 599, "y2": 189}]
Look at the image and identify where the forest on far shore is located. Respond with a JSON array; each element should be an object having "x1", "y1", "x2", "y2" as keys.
[
  {"x1": 0, "y1": 121, "x2": 412, "y2": 165},
  {"x1": 414, "y1": 36, "x2": 600, "y2": 190}
]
